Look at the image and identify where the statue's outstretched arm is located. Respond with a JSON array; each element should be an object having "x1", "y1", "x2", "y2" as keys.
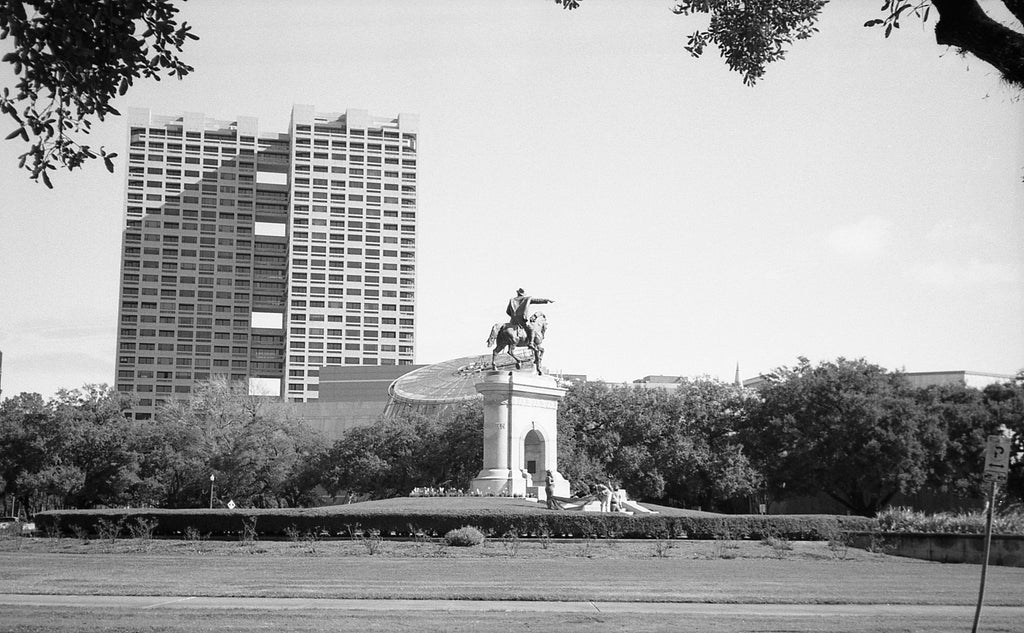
[{"x1": 530, "y1": 298, "x2": 554, "y2": 305}]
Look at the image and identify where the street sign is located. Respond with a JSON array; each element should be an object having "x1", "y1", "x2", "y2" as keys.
[
  {"x1": 983, "y1": 435, "x2": 1011, "y2": 484},
  {"x1": 974, "y1": 435, "x2": 1011, "y2": 633}
]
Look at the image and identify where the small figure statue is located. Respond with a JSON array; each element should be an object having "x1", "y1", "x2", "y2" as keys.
[{"x1": 486, "y1": 288, "x2": 555, "y2": 374}]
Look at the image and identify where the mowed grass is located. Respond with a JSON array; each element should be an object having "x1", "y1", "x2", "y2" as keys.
[
  {"x1": 3, "y1": 524, "x2": 1024, "y2": 633},
  {"x1": 1, "y1": 536, "x2": 1022, "y2": 606},
  {"x1": 3, "y1": 605, "x2": 1022, "y2": 633},
  {"x1": 7, "y1": 500, "x2": 1022, "y2": 632}
]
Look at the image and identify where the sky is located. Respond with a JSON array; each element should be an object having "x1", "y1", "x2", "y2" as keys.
[{"x1": 1, "y1": 0, "x2": 1022, "y2": 398}]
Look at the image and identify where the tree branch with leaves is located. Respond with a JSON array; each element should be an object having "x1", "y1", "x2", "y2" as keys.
[
  {"x1": 558, "y1": 0, "x2": 1024, "y2": 88},
  {"x1": 0, "y1": 0, "x2": 197, "y2": 187}
]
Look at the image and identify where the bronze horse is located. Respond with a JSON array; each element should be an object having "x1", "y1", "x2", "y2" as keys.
[{"x1": 486, "y1": 313, "x2": 547, "y2": 375}]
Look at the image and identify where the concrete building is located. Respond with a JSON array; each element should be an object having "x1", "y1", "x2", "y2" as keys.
[
  {"x1": 900, "y1": 370, "x2": 1015, "y2": 390},
  {"x1": 115, "y1": 106, "x2": 419, "y2": 420},
  {"x1": 631, "y1": 375, "x2": 687, "y2": 389},
  {"x1": 299, "y1": 364, "x2": 424, "y2": 440}
]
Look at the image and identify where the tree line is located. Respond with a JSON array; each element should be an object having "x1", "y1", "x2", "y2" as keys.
[{"x1": 1, "y1": 359, "x2": 1021, "y2": 517}]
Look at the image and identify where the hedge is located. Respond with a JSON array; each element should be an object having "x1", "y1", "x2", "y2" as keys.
[{"x1": 33, "y1": 507, "x2": 874, "y2": 540}]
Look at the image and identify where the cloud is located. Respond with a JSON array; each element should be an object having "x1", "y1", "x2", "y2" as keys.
[
  {"x1": 827, "y1": 216, "x2": 894, "y2": 261},
  {"x1": 909, "y1": 260, "x2": 1020, "y2": 287},
  {"x1": 923, "y1": 218, "x2": 1001, "y2": 252},
  {"x1": 0, "y1": 351, "x2": 113, "y2": 398}
]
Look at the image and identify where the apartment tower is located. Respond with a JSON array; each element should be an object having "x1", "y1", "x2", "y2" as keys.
[{"x1": 115, "y1": 106, "x2": 419, "y2": 420}]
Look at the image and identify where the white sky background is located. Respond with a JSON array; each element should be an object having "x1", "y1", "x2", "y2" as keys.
[{"x1": 0, "y1": 0, "x2": 1022, "y2": 397}]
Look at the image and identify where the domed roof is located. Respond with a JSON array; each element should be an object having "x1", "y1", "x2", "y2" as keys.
[{"x1": 388, "y1": 349, "x2": 536, "y2": 405}]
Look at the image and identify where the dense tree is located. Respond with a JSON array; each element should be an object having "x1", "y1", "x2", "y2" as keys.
[
  {"x1": 153, "y1": 377, "x2": 328, "y2": 508},
  {"x1": 0, "y1": 385, "x2": 140, "y2": 513},
  {"x1": 916, "y1": 383, "x2": 1002, "y2": 500},
  {"x1": 49, "y1": 385, "x2": 141, "y2": 508},
  {"x1": 0, "y1": 392, "x2": 60, "y2": 514},
  {"x1": 741, "y1": 357, "x2": 948, "y2": 516},
  {"x1": 981, "y1": 377, "x2": 1024, "y2": 504},
  {"x1": 0, "y1": 0, "x2": 197, "y2": 185},
  {"x1": 559, "y1": 0, "x2": 1024, "y2": 88},
  {"x1": 559, "y1": 379, "x2": 761, "y2": 509},
  {"x1": 319, "y1": 405, "x2": 484, "y2": 499}
]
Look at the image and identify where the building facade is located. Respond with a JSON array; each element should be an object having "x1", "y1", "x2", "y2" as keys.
[{"x1": 115, "y1": 106, "x2": 419, "y2": 419}]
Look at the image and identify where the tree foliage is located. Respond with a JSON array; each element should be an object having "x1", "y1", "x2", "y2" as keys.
[
  {"x1": 559, "y1": 378, "x2": 761, "y2": 509},
  {"x1": 559, "y1": 0, "x2": 1024, "y2": 88},
  {"x1": 917, "y1": 383, "x2": 1002, "y2": 499},
  {"x1": 0, "y1": 385, "x2": 140, "y2": 513},
  {"x1": 0, "y1": 379, "x2": 329, "y2": 512},
  {"x1": 152, "y1": 377, "x2": 328, "y2": 508},
  {"x1": 318, "y1": 405, "x2": 484, "y2": 500},
  {"x1": 741, "y1": 357, "x2": 950, "y2": 516},
  {"x1": 3, "y1": 366, "x2": 1019, "y2": 517},
  {"x1": 0, "y1": 0, "x2": 197, "y2": 186},
  {"x1": 675, "y1": 0, "x2": 826, "y2": 86},
  {"x1": 981, "y1": 378, "x2": 1024, "y2": 503}
]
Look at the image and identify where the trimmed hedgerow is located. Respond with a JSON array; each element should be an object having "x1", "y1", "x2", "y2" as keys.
[{"x1": 33, "y1": 505, "x2": 874, "y2": 540}]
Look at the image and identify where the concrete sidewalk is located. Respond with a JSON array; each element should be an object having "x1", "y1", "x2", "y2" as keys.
[{"x1": 2, "y1": 594, "x2": 1023, "y2": 618}]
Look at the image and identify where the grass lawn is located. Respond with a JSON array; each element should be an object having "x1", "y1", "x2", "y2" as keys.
[
  {"x1": 8, "y1": 499, "x2": 1022, "y2": 632},
  {"x1": 1, "y1": 535, "x2": 1022, "y2": 632},
  {"x1": 1, "y1": 536, "x2": 1022, "y2": 605},
  {"x1": 2, "y1": 605, "x2": 1022, "y2": 633}
]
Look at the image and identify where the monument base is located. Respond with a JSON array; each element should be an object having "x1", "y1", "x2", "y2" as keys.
[
  {"x1": 470, "y1": 469, "x2": 570, "y2": 499},
  {"x1": 470, "y1": 370, "x2": 571, "y2": 499},
  {"x1": 470, "y1": 470, "x2": 515, "y2": 497}
]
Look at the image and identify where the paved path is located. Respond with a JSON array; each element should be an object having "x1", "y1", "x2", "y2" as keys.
[{"x1": 2, "y1": 594, "x2": 1023, "y2": 618}]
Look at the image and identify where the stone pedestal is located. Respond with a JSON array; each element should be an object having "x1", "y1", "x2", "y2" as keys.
[{"x1": 470, "y1": 371, "x2": 570, "y2": 498}]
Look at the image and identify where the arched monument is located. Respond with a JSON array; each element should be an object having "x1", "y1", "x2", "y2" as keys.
[
  {"x1": 469, "y1": 370, "x2": 570, "y2": 499},
  {"x1": 386, "y1": 288, "x2": 571, "y2": 500},
  {"x1": 472, "y1": 288, "x2": 569, "y2": 499}
]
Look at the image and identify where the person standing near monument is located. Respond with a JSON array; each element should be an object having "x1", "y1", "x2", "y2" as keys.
[
  {"x1": 596, "y1": 483, "x2": 613, "y2": 512},
  {"x1": 545, "y1": 470, "x2": 559, "y2": 510},
  {"x1": 506, "y1": 288, "x2": 554, "y2": 347}
]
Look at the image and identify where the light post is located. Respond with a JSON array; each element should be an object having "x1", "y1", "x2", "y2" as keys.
[{"x1": 209, "y1": 473, "x2": 215, "y2": 509}]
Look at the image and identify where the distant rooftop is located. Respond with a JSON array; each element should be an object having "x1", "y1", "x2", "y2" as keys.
[{"x1": 742, "y1": 369, "x2": 1014, "y2": 390}]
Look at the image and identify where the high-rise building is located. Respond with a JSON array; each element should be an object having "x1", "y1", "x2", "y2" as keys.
[{"x1": 115, "y1": 106, "x2": 419, "y2": 420}]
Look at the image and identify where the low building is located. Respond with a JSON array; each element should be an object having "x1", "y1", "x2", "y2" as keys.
[
  {"x1": 743, "y1": 370, "x2": 1014, "y2": 390},
  {"x1": 291, "y1": 364, "x2": 421, "y2": 441}
]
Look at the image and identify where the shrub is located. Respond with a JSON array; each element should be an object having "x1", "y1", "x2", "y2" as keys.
[
  {"x1": 95, "y1": 518, "x2": 124, "y2": 544},
  {"x1": 652, "y1": 539, "x2": 674, "y2": 558},
  {"x1": 128, "y1": 518, "x2": 158, "y2": 540},
  {"x1": 445, "y1": 526, "x2": 485, "y2": 547},
  {"x1": 875, "y1": 507, "x2": 1024, "y2": 535}
]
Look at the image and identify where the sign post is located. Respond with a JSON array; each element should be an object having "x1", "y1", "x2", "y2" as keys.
[{"x1": 971, "y1": 435, "x2": 1010, "y2": 633}]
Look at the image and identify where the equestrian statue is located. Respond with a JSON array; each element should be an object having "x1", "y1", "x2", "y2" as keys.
[{"x1": 486, "y1": 288, "x2": 554, "y2": 375}]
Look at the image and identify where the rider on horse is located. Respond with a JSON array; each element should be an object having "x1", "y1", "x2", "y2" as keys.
[{"x1": 506, "y1": 288, "x2": 554, "y2": 348}]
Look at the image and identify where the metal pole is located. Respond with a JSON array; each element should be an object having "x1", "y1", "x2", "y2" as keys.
[
  {"x1": 971, "y1": 480, "x2": 997, "y2": 633},
  {"x1": 209, "y1": 474, "x2": 215, "y2": 510}
]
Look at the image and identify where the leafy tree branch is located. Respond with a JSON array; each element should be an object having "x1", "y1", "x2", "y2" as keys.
[
  {"x1": 559, "y1": 0, "x2": 1024, "y2": 88},
  {"x1": 0, "y1": 0, "x2": 197, "y2": 186}
]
